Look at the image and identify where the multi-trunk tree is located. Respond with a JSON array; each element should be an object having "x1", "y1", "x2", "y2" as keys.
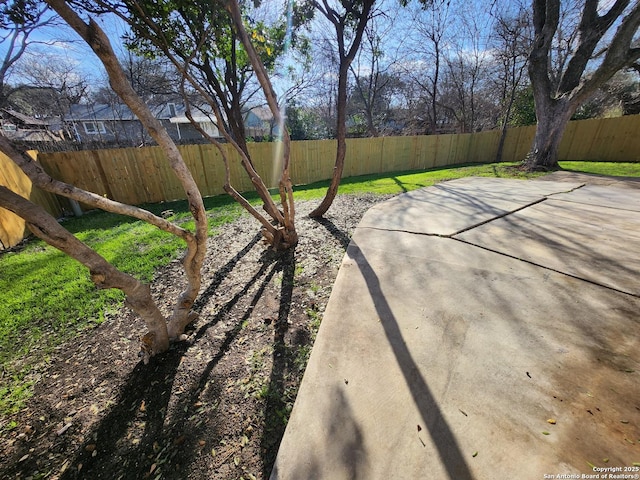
[
  {"x1": 84, "y1": 0, "x2": 300, "y2": 250},
  {"x1": 0, "y1": 0, "x2": 210, "y2": 363},
  {"x1": 524, "y1": 0, "x2": 640, "y2": 170},
  {"x1": 1, "y1": 0, "x2": 303, "y2": 361}
]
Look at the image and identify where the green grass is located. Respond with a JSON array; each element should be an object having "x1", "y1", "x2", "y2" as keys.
[
  {"x1": 558, "y1": 161, "x2": 640, "y2": 177},
  {"x1": 0, "y1": 160, "x2": 636, "y2": 420},
  {"x1": 292, "y1": 161, "x2": 547, "y2": 200}
]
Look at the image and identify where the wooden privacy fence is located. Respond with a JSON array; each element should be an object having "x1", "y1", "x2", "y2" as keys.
[
  {"x1": 0, "y1": 151, "x2": 69, "y2": 249},
  {"x1": 2, "y1": 114, "x2": 640, "y2": 248}
]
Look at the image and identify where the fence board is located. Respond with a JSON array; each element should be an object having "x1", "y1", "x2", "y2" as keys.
[
  {"x1": 0, "y1": 151, "x2": 65, "y2": 248},
  {"x1": 3, "y1": 114, "x2": 640, "y2": 248}
]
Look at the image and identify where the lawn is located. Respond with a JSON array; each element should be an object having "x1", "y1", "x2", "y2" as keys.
[{"x1": 0, "y1": 160, "x2": 637, "y2": 417}]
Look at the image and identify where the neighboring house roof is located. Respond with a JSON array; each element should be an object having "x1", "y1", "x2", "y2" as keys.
[
  {"x1": 168, "y1": 105, "x2": 218, "y2": 124},
  {"x1": 65, "y1": 103, "x2": 221, "y2": 124},
  {"x1": 64, "y1": 103, "x2": 184, "y2": 121},
  {"x1": 64, "y1": 103, "x2": 272, "y2": 135},
  {"x1": 244, "y1": 106, "x2": 274, "y2": 126},
  {"x1": 65, "y1": 103, "x2": 193, "y2": 122},
  {"x1": 2, "y1": 108, "x2": 50, "y2": 126},
  {"x1": 13, "y1": 129, "x2": 63, "y2": 142}
]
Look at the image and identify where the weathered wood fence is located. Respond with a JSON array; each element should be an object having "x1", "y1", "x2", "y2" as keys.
[{"x1": 2, "y1": 114, "x2": 640, "y2": 248}]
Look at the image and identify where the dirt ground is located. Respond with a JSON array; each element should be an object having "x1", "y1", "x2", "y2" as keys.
[{"x1": 0, "y1": 194, "x2": 390, "y2": 480}]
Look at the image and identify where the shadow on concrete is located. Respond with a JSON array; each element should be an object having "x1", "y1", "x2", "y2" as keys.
[
  {"x1": 270, "y1": 385, "x2": 367, "y2": 479},
  {"x1": 348, "y1": 239, "x2": 474, "y2": 480}
]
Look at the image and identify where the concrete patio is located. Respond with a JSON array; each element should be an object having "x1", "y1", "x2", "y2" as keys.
[{"x1": 271, "y1": 175, "x2": 640, "y2": 480}]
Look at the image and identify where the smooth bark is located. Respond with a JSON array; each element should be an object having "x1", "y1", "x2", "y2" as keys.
[
  {"x1": 0, "y1": 0, "x2": 212, "y2": 361},
  {"x1": 0, "y1": 186, "x2": 170, "y2": 361},
  {"x1": 309, "y1": 0, "x2": 376, "y2": 218}
]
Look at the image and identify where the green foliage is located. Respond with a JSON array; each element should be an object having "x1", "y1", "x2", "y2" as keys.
[
  {"x1": 0, "y1": 200, "x2": 244, "y2": 417},
  {"x1": 286, "y1": 101, "x2": 326, "y2": 140},
  {"x1": 558, "y1": 161, "x2": 640, "y2": 177},
  {"x1": 509, "y1": 86, "x2": 537, "y2": 127},
  {"x1": 291, "y1": 162, "x2": 547, "y2": 201}
]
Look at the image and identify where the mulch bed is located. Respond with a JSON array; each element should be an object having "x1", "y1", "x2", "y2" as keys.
[{"x1": 0, "y1": 194, "x2": 390, "y2": 480}]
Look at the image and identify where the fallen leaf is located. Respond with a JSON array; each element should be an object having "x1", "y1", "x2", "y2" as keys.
[
  {"x1": 234, "y1": 456, "x2": 240, "y2": 466},
  {"x1": 85, "y1": 444, "x2": 96, "y2": 452},
  {"x1": 603, "y1": 458, "x2": 609, "y2": 463},
  {"x1": 620, "y1": 420, "x2": 629, "y2": 424},
  {"x1": 18, "y1": 454, "x2": 29, "y2": 462},
  {"x1": 211, "y1": 448, "x2": 217, "y2": 457},
  {"x1": 472, "y1": 451, "x2": 478, "y2": 457},
  {"x1": 547, "y1": 419, "x2": 556, "y2": 424},
  {"x1": 542, "y1": 431, "x2": 550, "y2": 435}
]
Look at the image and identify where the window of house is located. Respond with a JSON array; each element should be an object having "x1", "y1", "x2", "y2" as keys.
[
  {"x1": 168, "y1": 103, "x2": 177, "y2": 117},
  {"x1": 2, "y1": 124, "x2": 17, "y2": 132},
  {"x1": 83, "y1": 121, "x2": 106, "y2": 134}
]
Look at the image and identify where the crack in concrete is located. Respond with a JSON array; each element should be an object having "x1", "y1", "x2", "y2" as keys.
[
  {"x1": 357, "y1": 183, "x2": 639, "y2": 298},
  {"x1": 451, "y1": 236, "x2": 640, "y2": 299}
]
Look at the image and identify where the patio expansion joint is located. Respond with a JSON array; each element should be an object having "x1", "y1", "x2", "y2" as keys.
[
  {"x1": 358, "y1": 183, "x2": 639, "y2": 298},
  {"x1": 450, "y1": 236, "x2": 640, "y2": 299}
]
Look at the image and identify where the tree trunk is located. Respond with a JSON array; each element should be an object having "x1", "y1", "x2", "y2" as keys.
[
  {"x1": 309, "y1": 61, "x2": 349, "y2": 219},
  {"x1": 0, "y1": 187, "x2": 170, "y2": 362},
  {"x1": 44, "y1": 0, "x2": 209, "y2": 359},
  {"x1": 224, "y1": 0, "x2": 298, "y2": 250},
  {"x1": 523, "y1": 98, "x2": 574, "y2": 171}
]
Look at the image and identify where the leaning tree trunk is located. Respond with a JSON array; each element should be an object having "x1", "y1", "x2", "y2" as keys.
[
  {"x1": 523, "y1": 96, "x2": 575, "y2": 171},
  {"x1": 225, "y1": 0, "x2": 298, "y2": 250},
  {"x1": 0, "y1": 187, "x2": 171, "y2": 358},
  {"x1": 44, "y1": 0, "x2": 208, "y2": 360}
]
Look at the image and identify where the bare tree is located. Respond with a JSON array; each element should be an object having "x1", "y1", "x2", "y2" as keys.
[
  {"x1": 491, "y1": 6, "x2": 532, "y2": 161},
  {"x1": 10, "y1": 53, "x2": 90, "y2": 141},
  {"x1": 308, "y1": 0, "x2": 377, "y2": 219},
  {"x1": 524, "y1": 0, "x2": 640, "y2": 170},
  {"x1": 405, "y1": 0, "x2": 450, "y2": 135},
  {"x1": 440, "y1": 10, "x2": 489, "y2": 134},
  {"x1": 0, "y1": 1, "x2": 56, "y2": 109},
  {"x1": 348, "y1": 11, "x2": 400, "y2": 137}
]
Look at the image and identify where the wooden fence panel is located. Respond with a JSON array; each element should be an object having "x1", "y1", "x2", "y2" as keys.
[
  {"x1": 194, "y1": 144, "x2": 226, "y2": 197},
  {"x1": 4, "y1": 114, "x2": 640, "y2": 248},
  {"x1": 596, "y1": 116, "x2": 640, "y2": 162},
  {"x1": 0, "y1": 151, "x2": 65, "y2": 248}
]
